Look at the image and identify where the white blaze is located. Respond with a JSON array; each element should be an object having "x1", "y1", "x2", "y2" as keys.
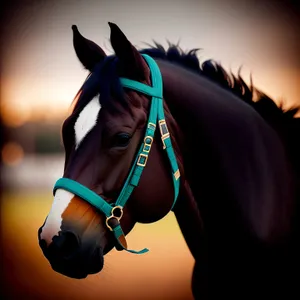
[
  {"x1": 40, "y1": 97, "x2": 101, "y2": 244},
  {"x1": 40, "y1": 189, "x2": 74, "y2": 245},
  {"x1": 74, "y1": 96, "x2": 101, "y2": 149}
]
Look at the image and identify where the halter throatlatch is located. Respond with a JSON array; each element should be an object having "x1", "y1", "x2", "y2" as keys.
[{"x1": 53, "y1": 54, "x2": 180, "y2": 254}]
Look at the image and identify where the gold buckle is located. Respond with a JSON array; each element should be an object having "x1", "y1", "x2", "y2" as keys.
[
  {"x1": 106, "y1": 206, "x2": 124, "y2": 231},
  {"x1": 143, "y1": 136, "x2": 153, "y2": 153},
  {"x1": 161, "y1": 135, "x2": 170, "y2": 149},
  {"x1": 137, "y1": 153, "x2": 148, "y2": 167},
  {"x1": 159, "y1": 120, "x2": 169, "y2": 137},
  {"x1": 159, "y1": 120, "x2": 170, "y2": 149}
]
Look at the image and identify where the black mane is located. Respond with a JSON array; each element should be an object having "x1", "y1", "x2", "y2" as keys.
[
  {"x1": 140, "y1": 42, "x2": 299, "y2": 117},
  {"x1": 140, "y1": 43, "x2": 300, "y2": 179}
]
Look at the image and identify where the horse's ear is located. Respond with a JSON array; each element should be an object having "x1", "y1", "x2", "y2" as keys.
[
  {"x1": 72, "y1": 25, "x2": 106, "y2": 72},
  {"x1": 108, "y1": 22, "x2": 148, "y2": 80}
]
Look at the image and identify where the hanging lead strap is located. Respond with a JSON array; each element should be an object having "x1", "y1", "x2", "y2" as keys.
[{"x1": 105, "y1": 207, "x2": 149, "y2": 254}]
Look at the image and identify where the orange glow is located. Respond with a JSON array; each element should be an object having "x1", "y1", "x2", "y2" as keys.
[
  {"x1": 0, "y1": 76, "x2": 77, "y2": 126},
  {"x1": 0, "y1": 99, "x2": 70, "y2": 127},
  {"x1": 0, "y1": 102, "x2": 31, "y2": 128},
  {"x1": 1, "y1": 142, "x2": 24, "y2": 166}
]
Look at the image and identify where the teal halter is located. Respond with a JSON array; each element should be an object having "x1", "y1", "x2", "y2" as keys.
[{"x1": 53, "y1": 54, "x2": 180, "y2": 254}]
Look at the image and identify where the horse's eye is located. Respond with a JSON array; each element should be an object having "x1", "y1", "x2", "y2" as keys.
[{"x1": 112, "y1": 133, "x2": 132, "y2": 148}]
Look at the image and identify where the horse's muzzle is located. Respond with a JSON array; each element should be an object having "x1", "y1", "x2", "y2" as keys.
[{"x1": 38, "y1": 227, "x2": 104, "y2": 279}]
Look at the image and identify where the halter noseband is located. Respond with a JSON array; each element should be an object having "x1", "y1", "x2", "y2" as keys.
[{"x1": 53, "y1": 54, "x2": 180, "y2": 254}]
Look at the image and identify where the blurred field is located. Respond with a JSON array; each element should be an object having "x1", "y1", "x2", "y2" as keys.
[{"x1": 1, "y1": 191, "x2": 194, "y2": 300}]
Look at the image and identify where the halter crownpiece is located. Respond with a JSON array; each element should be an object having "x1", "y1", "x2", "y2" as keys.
[{"x1": 53, "y1": 54, "x2": 180, "y2": 254}]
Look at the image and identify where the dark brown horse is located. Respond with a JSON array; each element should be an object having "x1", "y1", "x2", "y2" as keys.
[{"x1": 38, "y1": 23, "x2": 300, "y2": 299}]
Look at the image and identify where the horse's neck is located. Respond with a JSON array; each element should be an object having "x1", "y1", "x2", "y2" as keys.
[
  {"x1": 157, "y1": 64, "x2": 208, "y2": 259},
  {"x1": 159, "y1": 59, "x2": 295, "y2": 245}
]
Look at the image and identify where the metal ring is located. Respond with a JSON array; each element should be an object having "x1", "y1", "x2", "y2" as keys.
[
  {"x1": 105, "y1": 206, "x2": 124, "y2": 231},
  {"x1": 106, "y1": 216, "x2": 117, "y2": 231},
  {"x1": 111, "y1": 205, "x2": 123, "y2": 220}
]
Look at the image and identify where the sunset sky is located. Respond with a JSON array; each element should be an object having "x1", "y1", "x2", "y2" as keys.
[{"x1": 1, "y1": 0, "x2": 299, "y2": 127}]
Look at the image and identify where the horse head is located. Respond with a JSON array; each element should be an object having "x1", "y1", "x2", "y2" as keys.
[{"x1": 38, "y1": 23, "x2": 180, "y2": 279}]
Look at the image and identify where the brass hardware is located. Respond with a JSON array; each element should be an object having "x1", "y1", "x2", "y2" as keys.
[
  {"x1": 106, "y1": 206, "x2": 124, "y2": 231},
  {"x1": 148, "y1": 122, "x2": 156, "y2": 130},
  {"x1": 174, "y1": 169, "x2": 180, "y2": 180},
  {"x1": 161, "y1": 134, "x2": 170, "y2": 149},
  {"x1": 143, "y1": 136, "x2": 153, "y2": 153},
  {"x1": 137, "y1": 153, "x2": 148, "y2": 167},
  {"x1": 159, "y1": 119, "x2": 170, "y2": 149}
]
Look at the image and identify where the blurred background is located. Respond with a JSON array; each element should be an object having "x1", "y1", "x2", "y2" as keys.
[{"x1": 0, "y1": 0, "x2": 299, "y2": 299}]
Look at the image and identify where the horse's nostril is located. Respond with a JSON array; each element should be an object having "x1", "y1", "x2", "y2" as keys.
[{"x1": 54, "y1": 231, "x2": 80, "y2": 258}]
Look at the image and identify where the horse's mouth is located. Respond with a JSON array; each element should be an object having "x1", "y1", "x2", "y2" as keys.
[
  {"x1": 50, "y1": 254, "x2": 104, "y2": 279},
  {"x1": 42, "y1": 240, "x2": 105, "y2": 279},
  {"x1": 52, "y1": 266, "x2": 90, "y2": 279},
  {"x1": 48, "y1": 240, "x2": 118, "y2": 279}
]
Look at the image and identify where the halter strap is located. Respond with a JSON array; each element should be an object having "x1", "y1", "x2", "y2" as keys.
[{"x1": 53, "y1": 54, "x2": 180, "y2": 254}]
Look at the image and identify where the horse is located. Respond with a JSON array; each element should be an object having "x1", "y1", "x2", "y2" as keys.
[{"x1": 38, "y1": 22, "x2": 300, "y2": 299}]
